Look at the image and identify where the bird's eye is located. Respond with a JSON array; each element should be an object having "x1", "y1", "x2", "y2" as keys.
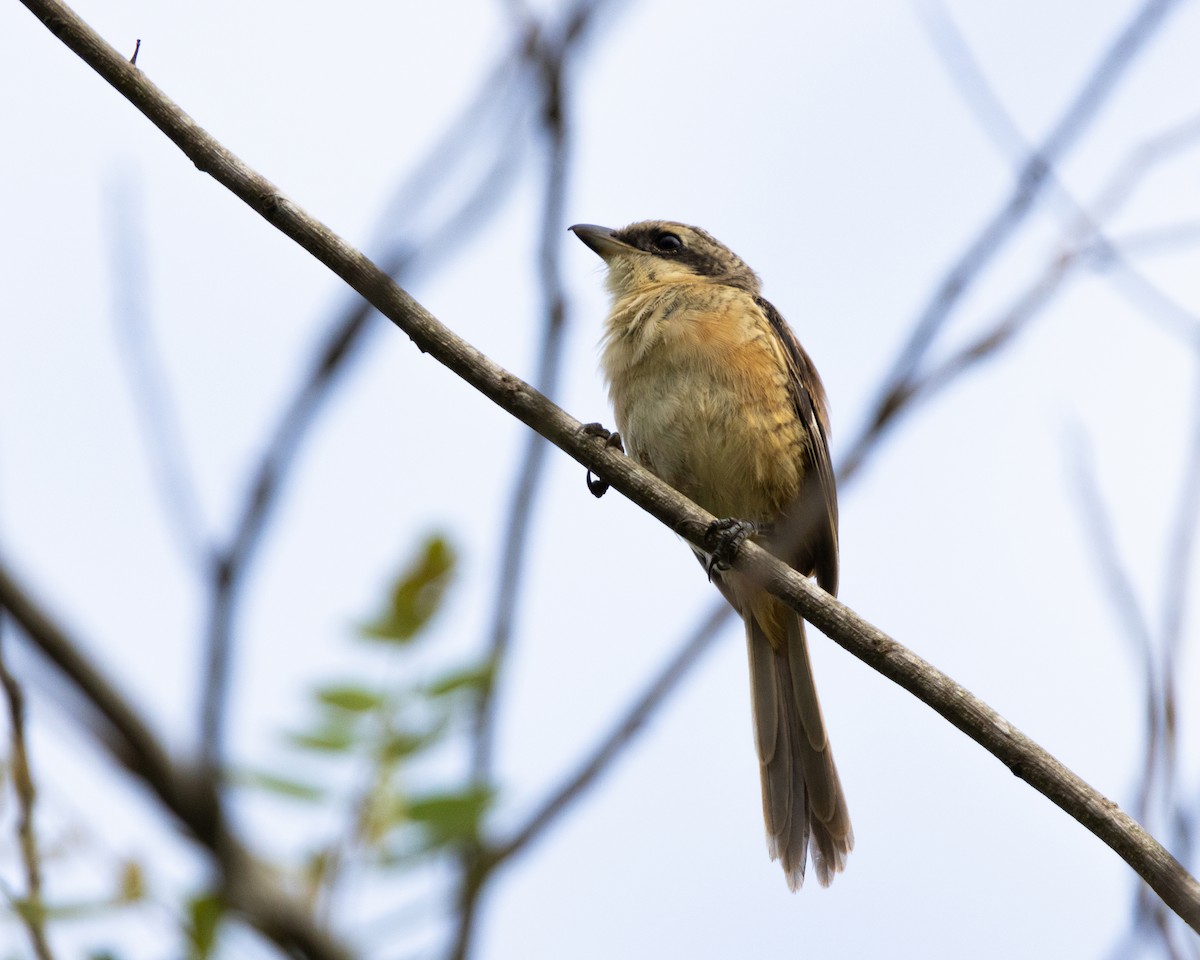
[{"x1": 653, "y1": 232, "x2": 683, "y2": 252}]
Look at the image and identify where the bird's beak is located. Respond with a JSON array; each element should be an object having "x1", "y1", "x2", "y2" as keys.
[{"x1": 569, "y1": 223, "x2": 632, "y2": 260}]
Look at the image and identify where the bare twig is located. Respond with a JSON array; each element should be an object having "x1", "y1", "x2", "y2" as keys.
[
  {"x1": 0, "y1": 620, "x2": 55, "y2": 960},
  {"x1": 15, "y1": 0, "x2": 1200, "y2": 933},
  {"x1": 1135, "y1": 355, "x2": 1200, "y2": 955},
  {"x1": 916, "y1": 0, "x2": 1031, "y2": 161},
  {"x1": 1070, "y1": 432, "x2": 1162, "y2": 824},
  {"x1": 1091, "y1": 113, "x2": 1200, "y2": 221},
  {"x1": 840, "y1": 0, "x2": 1185, "y2": 483},
  {"x1": 106, "y1": 173, "x2": 212, "y2": 568},
  {"x1": 1160, "y1": 359, "x2": 1200, "y2": 820},
  {"x1": 1078, "y1": 113, "x2": 1200, "y2": 343},
  {"x1": 1108, "y1": 222, "x2": 1200, "y2": 259}
]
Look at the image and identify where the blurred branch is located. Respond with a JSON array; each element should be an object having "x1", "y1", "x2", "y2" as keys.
[
  {"x1": 16, "y1": 0, "x2": 1200, "y2": 935},
  {"x1": 1159, "y1": 359, "x2": 1200, "y2": 812},
  {"x1": 1070, "y1": 350, "x2": 1200, "y2": 958},
  {"x1": 196, "y1": 26, "x2": 530, "y2": 775},
  {"x1": 922, "y1": 1, "x2": 1200, "y2": 345},
  {"x1": 861, "y1": 111, "x2": 1200, "y2": 432},
  {"x1": 1091, "y1": 113, "x2": 1200, "y2": 221},
  {"x1": 471, "y1": 0, "x2": 612, "y2": 789},
  {"x1": 369, "y1": 50, "x2": 528, "y2": 255},
  {"x1": 1070, "y1": 433, "x2": 1162, "y2": 823},
  {"x1": 453, "y1": 601, "x2": 734, "y2": 960},
  {"x1": 459, "y1": 5, "x2": 617, "y2": 957},
  {"x1": 469, "y1": 16, "x2": 568, "y2": 789},
  {"x1": 491, "y1": 602, "x2": 733, "y2": 867},
  {"x1": 106, "y1": 172, "x2": 211, "y2": 569},
  {"x1": 840, "y1": 0, "x2": 1184, "y2": 482},
  {"x1": 1142, "y1": 357, "x2": 1200, "y2": 956},
  {"x1": 1092, "y1": 113, "x2": 1200, "y2": 343},
  {"x1": 0, "y1": 619, "x2": 55, "y2": 960},
  {"x1": 0, "y1": 562, "x2": 353, "y2": 960},
  {"x1": 1110, "y1": 221, "x2": 1200, "y2": 259}
]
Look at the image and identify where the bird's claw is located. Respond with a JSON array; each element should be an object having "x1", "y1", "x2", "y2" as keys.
[
  {"x1": 581, "y1": 422, "x2": 624, "y2": 498},
  {"x1": 581, "y1": 422, "x2": 624, "y2": 452},
  {"x1": 703, "y1": 518, "x2": 760, "y2": 579}
]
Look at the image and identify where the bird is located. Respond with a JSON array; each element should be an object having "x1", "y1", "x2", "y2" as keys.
[{"x1": 571, "y1": 220, "x2": 852, "y2": 890}]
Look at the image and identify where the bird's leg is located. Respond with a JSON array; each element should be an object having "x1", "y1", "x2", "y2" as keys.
[
  {"x1": 581, "y1": 422, "x2": 624, "y2": 498},
  {"x1": 703, "y1": 518, "x2": 772, "y2": 579}
]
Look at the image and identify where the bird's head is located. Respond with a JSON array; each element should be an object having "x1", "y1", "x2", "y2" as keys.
[{"x1": 570, "y1": 221, "x2": 760, "y2": 298}]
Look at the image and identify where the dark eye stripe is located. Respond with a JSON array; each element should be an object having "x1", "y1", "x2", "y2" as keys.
[
  {"x1": 611, "y1": 225, "x2": 734, "y2": 280},
  {"x1": 676, "y1": 249, "x2": 726, "y2": 277}
]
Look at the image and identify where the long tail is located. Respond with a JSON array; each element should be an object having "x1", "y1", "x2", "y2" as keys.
[{"x1": 745, "y1": 604, "x2": 853, "y2": 889}]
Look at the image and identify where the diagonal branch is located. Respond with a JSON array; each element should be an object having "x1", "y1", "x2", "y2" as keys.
[{"x1": 15, "y1": 0, "x2": 1200, "y2": 934}]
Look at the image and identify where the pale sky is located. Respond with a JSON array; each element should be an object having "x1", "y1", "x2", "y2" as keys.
[{"x1": 2, "y1": 1, "x2": 1200, "y2": 958}]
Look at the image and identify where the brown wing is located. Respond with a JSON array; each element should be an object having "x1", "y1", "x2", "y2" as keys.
[{"x1": 755, "y1": 296, "x2": 839, "y2": 596}]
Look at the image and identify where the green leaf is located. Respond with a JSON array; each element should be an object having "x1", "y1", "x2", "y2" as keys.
[
  {"x1": 403, "y1": 787, "x2": 494, "y2": 846},
  {"x1": 288, "y1": 726, "x2": 357, "y2": 753},
  {"x1": 361, "y1": 534, "x2": 456, "y2": 644},
  {"x1": 378, "y1": 729, "x2": 436, "y2": 761},
  {"x1": 316, "y1": 684, "x2": 384, "y2": 713},
  {"x1": 236, "y1": 769, "x2": 326, "y2": 802},
  {"x1": 186, "y1": 892, "x2": 223, "y2": 960},
  {"x1": 426, "y1": 661, "x2": 494, "y2": 698}
]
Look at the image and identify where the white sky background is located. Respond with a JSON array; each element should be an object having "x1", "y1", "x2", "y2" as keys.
[{"x1": 2, "y1": 0, "x2": 1200, "y2": 958}]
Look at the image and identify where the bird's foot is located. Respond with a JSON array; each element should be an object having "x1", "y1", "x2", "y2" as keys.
[
  {"x1": 703, "y1": 518, "x2": 762, "y2": 579},
  {"x1": 581, "y1": 422, "x2": 624, "y2": 498}
]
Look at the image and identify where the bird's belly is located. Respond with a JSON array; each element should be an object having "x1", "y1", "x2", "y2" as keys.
[{"x1": 618, "y1": 368, "x2": 803, "y2": 522}]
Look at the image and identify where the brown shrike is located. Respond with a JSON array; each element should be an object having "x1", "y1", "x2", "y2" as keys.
[{"x1": 572, "y1": 220, "x2": 852, "y2": 890}]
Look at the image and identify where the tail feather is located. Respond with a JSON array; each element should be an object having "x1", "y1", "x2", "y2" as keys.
[
  {"x1": 747, "y1": 610, "x2": 853, "y2": 889},
  {"x1": 747, "y1": 623, "x2": 802, "y2": 863}
]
